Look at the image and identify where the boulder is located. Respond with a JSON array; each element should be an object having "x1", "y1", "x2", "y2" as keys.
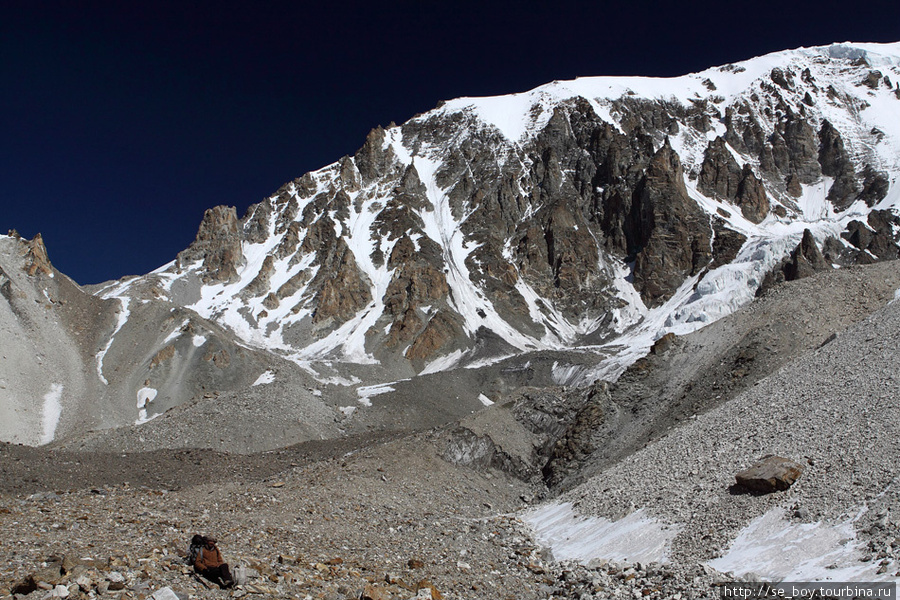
[{"x1": 735, "y1": 455, "x2": 804, "y2": 492}]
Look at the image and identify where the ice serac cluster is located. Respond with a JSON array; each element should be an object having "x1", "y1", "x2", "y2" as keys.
[{"x1": 126, "y1": 42, "x2": 900, "y2": 374}]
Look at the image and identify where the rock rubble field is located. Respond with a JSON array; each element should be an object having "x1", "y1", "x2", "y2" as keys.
[{"x1": 0, "y1": 433, "x2": 723, "y2": 600}]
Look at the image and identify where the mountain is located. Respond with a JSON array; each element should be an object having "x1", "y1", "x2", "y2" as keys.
[
  {"x1": 4, "y1": 41, "x2": 900, "y2": 598},
  {"x1": 2, "y1": 41, "x2": 900, "y2": 448},
  {"x1": 117, "y1": 42, "x2": 900, "y2": 371}
]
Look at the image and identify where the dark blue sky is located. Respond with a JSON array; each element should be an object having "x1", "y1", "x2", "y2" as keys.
[{"x1": 2, "y1": 1, "x2": 898, "y2": 284}]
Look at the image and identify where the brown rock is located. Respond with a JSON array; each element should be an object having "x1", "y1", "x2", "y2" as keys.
[
  {"x1": 177, "y1": 206, "x2": 244, "y2": 283},
  {"x1": 650, "y1": 332, "x2": 676, "y2": 354},
  {"x1": 735, "y1": 455, "x2": 804, "y2": 492},
  {"x1": 405, "y1": 311, "x2": 463, "y2": 361},
  {"x1": 361, "y1": 582, "x2": 388, "y2": 600},
  {"x1": 149, "y1": 345, "x2": 175, "y2": 369},
  {"x1": 354, "y1": 126, "x2": 394, "y2": 182},
  {"x1": 735, "y1": 166, "x2": 769, "y2": 223},
  {"x1": 311, "y1": 241, "x2": 373, "y2": 325},
  {"x1": 415, "y1": 579, "x2": 444, "y2": 600},
  {"x1": 240, "y1": 255, "x2": 275, "y2": 299},
  {"x1": 784, "y1": 229, "x2": 829, "y2": 281},
  {"x1": 698, "y1": 137, "x2": 743, "y2": 201},
  {"x1": 630, "y1": 140, "x2": 713, "y2": 306},
  {"x1": 24, "y1": 233, "x2": 53, "y2": 276}
]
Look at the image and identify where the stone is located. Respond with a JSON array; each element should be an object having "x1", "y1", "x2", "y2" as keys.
[
  {"x1": 360, "y1": 582, "x2": 387, "y2": 600},
  {"x1": 48, "y1": 584, "x2": 70, "y2": 598},
  {"x1": 11, "y1": 575, "x2": 38, "y2": 596},
  {"x1": 75, "y1": 575, "x2": 93, "y2": 592},
  {"x1": 650, "y1": 333, "x2": 676, "y2": 355},
  {"x1": 698, "y1": 137, "x2": 743, "y2": 201},
  {"x1": 734, "y1": 166, "x2": 769, "y2": 223},
  {"x1": 405, "y1": 310, "x2": 463, "y2": 361},
  {"x1": 310, "y1": 240, "x2": 373, "y2": 326},
  {"x1": 415, "y1": 579, "x2": 444, "y2": 600},
  {"x1": 735, "y1": 455, "x2": 804, "y2": 492},
  {"x1": 629, "y1": 139, "x2": 713, "y2": 306},
  {"x1": 783, "y1": 229, "x2": 829, "y2": 281},
  {"x1": 150, "y1": 587, "x2": 181, "y2": 600}
]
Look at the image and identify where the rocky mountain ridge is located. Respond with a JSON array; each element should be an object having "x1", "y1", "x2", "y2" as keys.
[{"x1": 113, "y1": 42, "x2": 899, "y2": 371}]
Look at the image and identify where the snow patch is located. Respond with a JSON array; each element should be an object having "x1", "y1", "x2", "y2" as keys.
[
  {"x1": 192, "y1": 334, "x2": 207, "y2": 347},
  {"x1": 356, "y1": 383, "x2": 398, "y2": 406},
  {"x1": 252, "y1": 370, "x2": 276, "y2": 386},
  {"x1": 163, "y1": 320, "x2": 189, "y2": 344},
  {"x1": 524, "y1": 502, "x2": 681, "y2": 565},
  {"x1": 420, "y1": 349, "x2": 466, "y2": 375},
  {"x1": 95, "y1": 298, "x2": 131, "y2": 385},
  {"x1": 136, "y1": 387, "x2": 159, "y2": 425},
  {"x1": 708, "y1": 508, "x2": 893, "y2": 582},
  {"x1": 40, "y1": 384, "x2": 64, "y2": 445},
  {"x1": 477, "y1": 393, "x2": 494, "y2": 406},
  {"x1": 551, "y1": 362, "x2": 589, "y2": 386}
]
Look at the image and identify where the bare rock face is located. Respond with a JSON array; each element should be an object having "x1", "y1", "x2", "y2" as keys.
[
  {"x1": 734, "y1": 166, "x2": 770, "y2": 224},
  {"x1": 630, "y1": 140, "x2": 712, "y2": 306},
  {"x1": 177, "y1": 206, "x2": 243, "y2": 283},
  {"x1": 784, "y1": 229, "x2": 830, "y2": 280},
  {"x1": 354, "y1": 126, "x2": 394, "y2": 183},
  {"x1": 735, "y1": 455, "x2": 804, "y2": 493},
  {"x1": 698, "y1": 138, "x2": 769, "y2": 223},
  {"x1": 818, "y1": 120, "x2": 860, "y2": 210},
  {"x1": 311, "y1": 240, "x2": 373, "y2": 325},
  {"x1": 758, "y1": 229, "x2": 831, "y2": 293},
  {"x1": 405, "y1": 310, "x2": 464, "y2": 361},
  {"x1": 698, "y1": 137, "x2": 743, "y2": 201},
  {"x1": 240, "y1": 255, "x2": 275, "y2": 299},
  {"x1": 858, "y1": 165, "x2": 890, "y2": 207},
  {"x1": 382, "y1": 246, "x2": 451, "y2": 349},
  {"x1": 842, "y1": 210, "x2": 900, "y2": 262}
]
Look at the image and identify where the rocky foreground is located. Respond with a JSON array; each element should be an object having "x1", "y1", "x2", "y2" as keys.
[{"x1": 1, "y1": 431, "x2": 734, "y2": 600}]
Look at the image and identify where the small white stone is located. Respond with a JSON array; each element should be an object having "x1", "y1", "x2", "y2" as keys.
[{"x1": 150, "y1": 587, "x2": 180, "y2": 600}]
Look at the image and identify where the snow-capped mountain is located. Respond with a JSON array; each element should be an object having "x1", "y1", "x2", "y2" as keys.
[
  {"x1": 3, "y1": 41, "x2": 900, "y2": 446},
  {"x1": 110, "y1": 42, "x2": 899, "y2": 373}
]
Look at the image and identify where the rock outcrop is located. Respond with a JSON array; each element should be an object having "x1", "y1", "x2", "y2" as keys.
[
  {"x1": 630, "y1": 140, "x2": 712, "y2": 305},
  {"x1": 176, "y1": 206, "x2": 243, "y2": 283}
]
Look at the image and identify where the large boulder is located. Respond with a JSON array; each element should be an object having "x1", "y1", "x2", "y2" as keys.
[{"x1": 735, "y1": 455, "x2": 804, "y2": 492}]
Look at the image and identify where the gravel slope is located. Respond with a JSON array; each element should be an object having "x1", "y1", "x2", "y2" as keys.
[{"x1": 553, "y1": 274, "x2": 900, "y2": 578}]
